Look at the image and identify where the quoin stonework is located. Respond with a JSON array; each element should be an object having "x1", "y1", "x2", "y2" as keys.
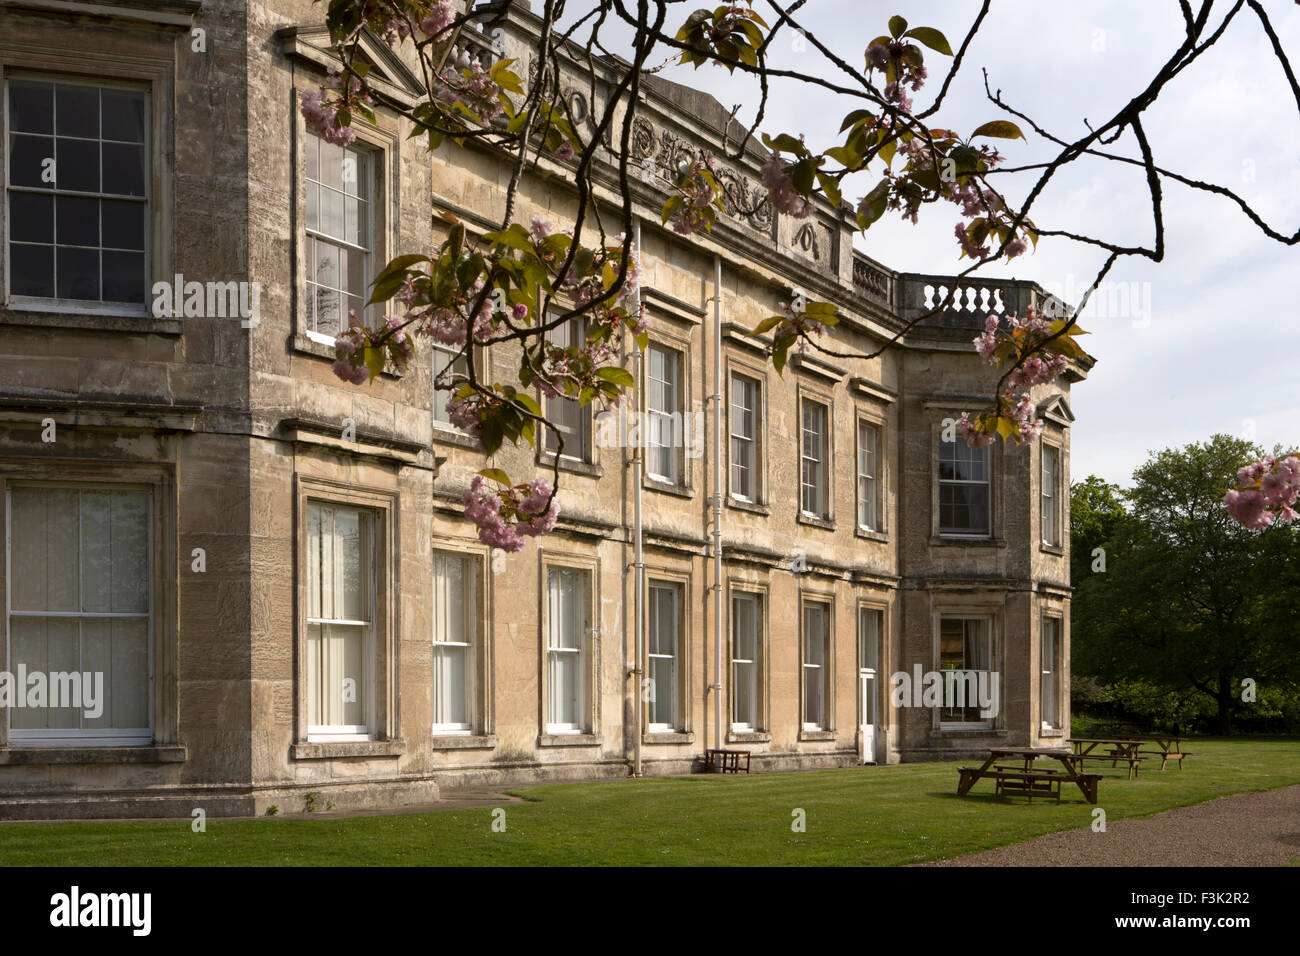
[{"x1": 0, "y1": 0, "x2": 1089, "y2": 818}]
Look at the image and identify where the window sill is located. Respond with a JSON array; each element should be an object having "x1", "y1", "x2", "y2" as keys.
[
  {"x1": 0, "y1": 744, "x2": 186, "y2": 765},
  {"x1": 726, "y1": 496, "x2": 769, "y2": 516},
  {"x1": 643, "y1": 731, "x2": 695, "y2": 745},
  {"x1": 798, "y1": 729, "x2": 836, "y2": 742},
  {"x1": 429, "y1": 733, "x2": 497, "y2": 751},
  {"x1": 1039, "y1": 543, "x2": 1065, "y2": 556},
  {"x1": 538, "y1": 452, "x2": 602, "y2": 478},
  {"x1": 432, "y1": 426, "x2": 484, "y2": 453},
  {"x1": 537, "y1": 733, "x2": 601, "y2": 747},
  {"x1": 797, "y1": 513, "x2": 835, "y2": 531},
  {"x1": 290, "y1": 332, "x2": 404, "y2": 379},
  {"x1": 644, "y1": 476, "x2": 693, "y2": 498},
  {"x1": 855, "y1": 527, "x2": 889, "y2": 543},
  {"x1": 1040, "y1": 728, "x2": 1065, "y2": 738},
  {"x1": 0, "y1": 306, "x2": 182, "y2": 336},
  {"x1": 292, "y1": 739, "x2": 406, "y2": 760},
  {"x1": 930, "y1": 535, "x2": 1006, "y2": 548},
  {"x1": 727, "y1": 730, "x2": 771, "y2": 744}
]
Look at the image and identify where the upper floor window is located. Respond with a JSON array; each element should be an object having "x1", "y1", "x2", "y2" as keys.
[
  {"x1": 543, "y1": 317, "x2": 591, "y2": 462},
  {"x1": 729, "y1": 372, "x2": 759, "y2": 502},
  {"x1": 800, "y1": 398, "x2": 830, "y2": 519},
  {"x1": 304, "y1": 130, "x2": 373, "y2": 340},
  {"x1": 647, "y1": 344, "x2": 685, "y2": 484},
  {"x1": 857, "y1": 420, "x2": 881, "y2": 531},
  {"x1": 1041, "y1": 444, "x2": 1060, "y2": 546},
  {"x1": 939, "y1": 438, "x2": 990, "y2": 536},
  {"x1": 5, "y1": 76, "x2": 148, "y2": 308},
  {"x1": 432, "y1": 343, "x2": 468, "y2": 431}
]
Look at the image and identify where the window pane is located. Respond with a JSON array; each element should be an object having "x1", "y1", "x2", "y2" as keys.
[
  {"x1": 56, "y1": 245, "x2": 99, "y2": 300},
  {"x1": 101, "y1": 200, "x2": 144, "y2": 250},
  {"x1": 8, "y1": 80, "x2": 53, "y2": 134},
  {"x1": 56, "y1": 137, "x2": 99, "y2": 192},
  {"x1": 55, "y1": 84, "x2": 99, "y2": 137},
  {"x1": 9, "y1": 133, "x2": 54, "y2": 188},
  {"x1": 9, "y1": 243, "x2": 54, "y2": 297},
  {"x1": 10, "y1": 192, "x2": 54, "y2": 243},
  {"x1": 56, "y1": 195, "x2": 99, "y2": 247},
  {"x1": 101, "y1": 89, "x2": 146, "y2": 143},
  {"x1": 102, "y1": 142, "x2": 145, "y2": 196}
]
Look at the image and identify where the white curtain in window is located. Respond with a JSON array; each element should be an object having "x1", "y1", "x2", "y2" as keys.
[
  {"x1": 546, "y1": 568, "x2": 585, "y2": 729},
  {"x1": 307, "y1": 503, "x2": 370, "y2": 732}
]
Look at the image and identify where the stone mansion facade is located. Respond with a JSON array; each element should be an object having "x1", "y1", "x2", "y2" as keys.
[{"x1": 0, "y1": 0, "x2": 1088, "y2": 817}]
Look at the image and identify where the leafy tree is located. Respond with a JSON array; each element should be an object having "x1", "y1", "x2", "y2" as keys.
[
  {"x1": 302, "y1": 1, "x2": 1300, "y2": 547},
  {"x1": 1073, "y1": 436, "x2": 1300, "y2": 734},
  {"x1": 1068, "y1": 475, "x2": 1126, "y2": 586}
]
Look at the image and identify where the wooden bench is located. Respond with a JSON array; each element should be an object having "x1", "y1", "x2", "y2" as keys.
[
  {"x1": 1138, "y1": 750, "x2": 1191, "y2": 771},
  {"x1": 1068, "y1": 751, "x2": 1144, "y2": 780},
  {"x1": 993, "y1": 770, "x2": 1063, "y2": 804},
  {"x1": 704, "y1": 748, "x2": 751, "y2": 774}
]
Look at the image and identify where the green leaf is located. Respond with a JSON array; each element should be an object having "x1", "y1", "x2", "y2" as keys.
[
  {"x1": 903, "y1": 26, "x2": 952, "y2": 56},
  {"x1": 817, "y1": 171, "x2": 842, "y2": 208},
  {"x1": 771, "y1": 336, "x2": 791, "y2": 376},
  {"x1": 596, "y1": 366, "x2": 635, "y2": 388},
  {"x1": 839, "y1": 108, "x2": 877, "y2": 133},
  {"x1": 363, "y1": 346, "x2": 385, "y2": 379},
  {"x1": 478, "y1": 468, "x2": 511, "y2": 486},
  {"x1": 888, "y1": 15, "x2": 907, "y2": 38},
  {"x1": 971, "y1": 120, "x2": 1026, "y2": 141},
  {"x1": 751, "y1": 315, "x2": 783, "y2": 337},
  {"x1": 790, "y1": 158, "x2": 815, "y2": 196},
  {"x1": 482, "y1": 224, "x2": 534, "y2": 251},
  {"x1": 761, "y1": 132, "x2": 805, "y2": 155}
]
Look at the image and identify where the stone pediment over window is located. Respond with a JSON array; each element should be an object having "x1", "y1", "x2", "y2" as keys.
[
  {"x1": 279, "y1": 25, "x2": 426, "y2": 109},
  {"x1": 1038, "y1": 393, "x2": 1074, "y2": 427}
]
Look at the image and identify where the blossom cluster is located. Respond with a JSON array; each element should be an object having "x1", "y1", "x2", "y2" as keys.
[
  {"x1": 866, "y1": 40, "x2": 927, "y2": 113},
  {"x1": 301, "y1": 69, "x2": 373, "y2": 147},
  {"x1": 962, "y1": 310, "x2": 1074, "y2": 446},
  {"x1": 667, "y1": 156, "x2": 724, "y2": 234},
  {"x1": 463, "y1": 475, "x2": 560, "y2": 552},
  {"x1": 760, "y1": 149, "x2": 813, "y2": 219},
  {"x1": 1224, "y1": 455, "x2": 1300, "y2": 530}
]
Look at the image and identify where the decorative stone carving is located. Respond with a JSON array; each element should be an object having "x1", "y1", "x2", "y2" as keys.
[
  {"x1": 629, "y1": 117, "x2": 657, "y2": 161},
  {"x1": 793, "y1": 222, "x2": 820, "y2": 260}
]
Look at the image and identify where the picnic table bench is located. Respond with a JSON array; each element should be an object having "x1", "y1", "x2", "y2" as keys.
[
  {"x1": 1105, "y1": 735, "x2": 1191, "y2": 770},
  {"x1": 957, "y1": 748, "x2": 1101, "y2": 804},
  {"x1": 1067, "y1": 738, "x2": 1145, "y2": 780},
  {"x1": 704, "y1": 748, "x2": 751, "y2": 774}
]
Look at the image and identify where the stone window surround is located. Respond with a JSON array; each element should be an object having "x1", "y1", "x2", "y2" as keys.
[
  {"x1": 726, "y1": 578, "x2": 770, "y2": 741},
  {"x1": 856, "y1": 596, "x2": 890, "y2": 747},
  {"x1": 927, "y1": 409, "x2": 1003, "y2": 546},
  {"x1": 291, "y1": 473, "x2": 402, "y2": 759},
  {"x1": 796, "y1": 382, "x2": 835, "y2": 527},
  {"x1": 797, "y1": 587, "x2": 836, "y2": 739},
  {"x1": 0, "y1": 459, "x2": 181, "y2": 761},
  {"x1": 854, "y1": 404, "x2": 889, "y2": 540},
  {"x1": 1039, "y1": 435, "x2": 1065, "y2": 555},
  {"x1": 536, "y1": 547, "x2": 601, "y2": 745},
  {"x1": 430, "y1": 540, "x2": 496, "y2": 747},
  {"x1": 928, "y1": 602, "x2": 1004, "y2": 737},
  {"x1": 535, "y1": 308, "x2": 599, "y2": 475},
  {"x1": 1038, "y1": 603, "x2": 1066, "y2": 738},
  {"x1": 642, "y1": 565, "x2": 692, "y2": 742},
  {"x1": 724, "y1": 351, "x2": 768, "y2": 512},
  {"x1": 640, "y1": 317, "x2": 695, "y2": 498},
  {"x1": 289, "y1": 72, "x2": 399, "y2": 365},
  {"x1": 0, "y1": 42, "x2": 179, "y2": 334}
]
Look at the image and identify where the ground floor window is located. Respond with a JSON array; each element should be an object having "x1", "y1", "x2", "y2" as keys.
[
  {"x1": 939, "y1": 617, "x2": 993, "y2": 728},
  {"x1": 1041, "y1": 617, "x2": 1061, "y2": 730},
  {"x1": 433, "y1": 551, "x2": 478, "y2": 733},
  {"x1": 6, "y1": 483, "x2": 152, "y2": 745},
  {"x1": 802, "y1": 600, "x2": 831, "y2": 730},
  {"x1": 545, "y1": 566, "x2": 588, "y2": 733},
  {"x1": 647, "y1": 581, "x2": 680, "y2": 731},
  {"x1": 731, "y1": 592, "x2": 762, "y2": 732}
]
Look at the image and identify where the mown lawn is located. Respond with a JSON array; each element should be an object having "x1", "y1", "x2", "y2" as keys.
[{"x1": 1, "y1": 737, "x2": 1297, "y2": 866}]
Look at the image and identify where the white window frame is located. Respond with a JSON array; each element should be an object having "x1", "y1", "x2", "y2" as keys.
[
  {"x1": 4, "y1": 73, "x2": 152, "y2": 315},
  {"x1": 432, "y1": 550, "x2": 478, "y2": 734},
  {"x1": 1041, "y1": 616, "x2": 1061, "y2": 731},
  {"x1": 302, "y1": 129, "x2": 375, "y2": 345},
  {"x1": 938, "y1": 439, "x2": 991, "y2": 537},
  {"x1": 432, "y1": 342, "x2": 469, "y2": 431},
  {"x1": 647, "y1": 343, "x2": 684, "y2": 485},
  {"x1": 730, "y1": 591, "x2": 762, "y2": 732},
  {"x1": 544, "y1": 566, "x2": 588, "y2": 734},
  {"x1": 542, "y1": 316, "x2": 592, "y2": 463},
  {"x1": 1041, "y1": 444, "x2": 1060, "y2": 547},
  {"x1": 800, "y1": 398, "x2": 830, "y2": 519},
  {"x1": 4, "y1": 482, "x2": 154, "y2": 747},
  {"x1": 801, "y1": 599, "x2": 831, "y2": 731},
  {"x1": 305, "y1": 501, "x2": 376, "y2": 740},
  {"x1": 647, "y1": 581, "x2": 680, "y2": 732},
  {"x1": 857, "y1": 419, "x2": 881, "y2": 531},
  {"x1": 729, "y1": 372, "x2": 759, "y2": 502}
]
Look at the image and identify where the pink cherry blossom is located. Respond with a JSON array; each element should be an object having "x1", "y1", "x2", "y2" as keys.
[{"x1": 760, "y1": 151, "x2": 812, "y2": 218}]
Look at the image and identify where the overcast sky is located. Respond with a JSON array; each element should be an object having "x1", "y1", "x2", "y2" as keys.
[{"x1": 575, "y1": 1, "x2": 1300, "y2": 489}]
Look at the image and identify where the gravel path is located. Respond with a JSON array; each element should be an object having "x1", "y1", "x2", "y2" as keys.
[{"x1": 920, "y1": 785, "x2": 1300, "y2": 866}]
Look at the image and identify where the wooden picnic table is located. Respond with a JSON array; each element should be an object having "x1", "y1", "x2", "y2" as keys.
[
  {"x1": 1067, "y1": 738, "x2": 1144, "y2": 780},
  {"x1": 704, "y1": 748, "x2": 750, "y2": 774},
  {"x1": 956, "y1": 748, "x2": 1100, "y2": 804},
  {"x1": 1104, "y1": 735, "x2": 1190, "y2": 770}
]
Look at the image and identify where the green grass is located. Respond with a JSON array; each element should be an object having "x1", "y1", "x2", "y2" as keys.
[{"x1": 1, "y1": 737, "x2": 1297, "y2": 866}]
